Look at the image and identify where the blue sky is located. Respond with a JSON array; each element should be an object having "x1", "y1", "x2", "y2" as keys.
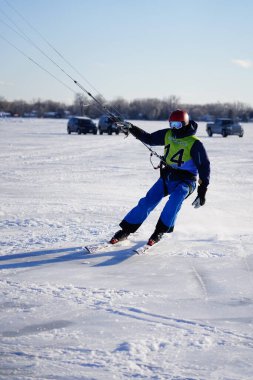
[{"x1": 1, "y1": 0, "x2": 253, "y2": 106}]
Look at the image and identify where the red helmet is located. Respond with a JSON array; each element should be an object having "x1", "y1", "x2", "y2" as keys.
[{"x1": 169, "y1": 109, "x2": 189, "y2": 128}]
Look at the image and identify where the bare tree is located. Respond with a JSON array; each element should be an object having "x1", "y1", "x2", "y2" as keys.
[{"x1": 1, "y1": 94, "x2": 253, "y2": 121}]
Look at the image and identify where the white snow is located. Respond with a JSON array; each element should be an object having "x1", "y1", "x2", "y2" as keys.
[{"x1": 0, "y1": 117, "x2": 253, "y2": 380}]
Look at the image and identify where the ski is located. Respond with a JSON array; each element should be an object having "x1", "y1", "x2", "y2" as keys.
[
  {"x1": 84, "y1": 239, "x2": 130, "y2": 254},
  {"x1": 84, "y1": 240, "x2": 157, "y2": 255},
  {"x1": 84, "y1": 242, "x2": 112, "y2": 254},
  {"x1": 133, "y1": 244, "x2": 153, "y2": 255}
]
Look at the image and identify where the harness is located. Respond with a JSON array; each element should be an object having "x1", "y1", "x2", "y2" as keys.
[{"x1": 158, "y1": 161, "x2": 196, "y2": 197}]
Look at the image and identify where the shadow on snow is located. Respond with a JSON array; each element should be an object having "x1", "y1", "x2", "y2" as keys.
[{"x1": 0, "y1": 245, "x2": 138, "y2": 270}]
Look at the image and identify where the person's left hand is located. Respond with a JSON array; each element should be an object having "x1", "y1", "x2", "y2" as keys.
[{"x1": 192, "y1": 183, "x2": 207, "y2": 208}]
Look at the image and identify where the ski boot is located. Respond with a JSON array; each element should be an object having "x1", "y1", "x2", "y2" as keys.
[
  {"x1": 147, "y1": 231, "x2": 164, "y2": 246},
  {"x1": 147, "y1": 219, "x2": 172, "y2": 246},
  {"x1": 110, "y1": 229, "x2": 130, "y2": 244}
]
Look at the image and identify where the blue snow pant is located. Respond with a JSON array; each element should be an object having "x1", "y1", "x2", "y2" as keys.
[{"x1": 120, "y1": 177, "x2": 196, "y2": 233}]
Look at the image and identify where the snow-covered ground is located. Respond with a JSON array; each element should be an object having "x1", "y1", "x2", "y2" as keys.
[{"x1": 0, "y1": 117, "x2": 253, "y2": 380}]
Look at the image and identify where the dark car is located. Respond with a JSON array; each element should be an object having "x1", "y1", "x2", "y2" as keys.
[
  {"x1": 206, "y1": 118, "x2": 244, "y2": 137},
  {"x1": 98, "y1": 115, "x2": 121, "y2": 135},
  {"x1": 67, "y1": 117, "x2": 97, "y2": 135}
]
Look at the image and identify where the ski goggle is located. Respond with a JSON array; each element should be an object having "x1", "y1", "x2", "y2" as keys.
[{"x1": 169, "y1": 121, "x2": 184, "y2": 129}]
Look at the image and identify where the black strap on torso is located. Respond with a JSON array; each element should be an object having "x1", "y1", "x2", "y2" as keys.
[{"x1": 159, "y1": 160, "x2": 197, "y2": 197}]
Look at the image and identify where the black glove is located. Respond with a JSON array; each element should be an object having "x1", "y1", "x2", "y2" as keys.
[
  {"x1": 118, "y1": 121, "x2": 133, "y2": 135},
  {"x1": 192, "y1": 183, "x2": 207, "y2": 208}
]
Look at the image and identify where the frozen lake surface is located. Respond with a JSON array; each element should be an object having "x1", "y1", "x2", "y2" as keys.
[{"x1": 0, "y1": 118, "x2": 253, "y2": 379}]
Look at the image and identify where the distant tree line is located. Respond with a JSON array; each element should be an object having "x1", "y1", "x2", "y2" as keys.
[{"x1": 1, "y1": 94, "x2": 253, "y2": 121}]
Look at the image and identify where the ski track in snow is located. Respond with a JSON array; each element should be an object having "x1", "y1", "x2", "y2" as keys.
[{"x1": 1, "y1": 119, "x2": 253, "y2": 379}]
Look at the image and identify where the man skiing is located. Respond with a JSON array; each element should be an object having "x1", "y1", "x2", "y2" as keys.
[{"x1": 110, "y1": 109, "x2": 210, "y2": 247}]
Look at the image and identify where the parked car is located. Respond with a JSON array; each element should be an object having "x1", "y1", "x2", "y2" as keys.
[
  {"x1": 206, "y1": 118, "x2": 244, "y2": 137},
  {"x1": 67, "y1": 117, "x2": 97, "y2": 135},
  {"x1": 98, "y1": 115, "x2": 121, "y2": 135}
]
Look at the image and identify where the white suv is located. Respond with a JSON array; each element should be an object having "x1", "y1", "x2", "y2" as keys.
[
  {"x1": 98, "y1": 115, "x2": 121, "y2": 135},
  {"x1": 206, "y1": 118, "x2": 244, "y2": 137}
]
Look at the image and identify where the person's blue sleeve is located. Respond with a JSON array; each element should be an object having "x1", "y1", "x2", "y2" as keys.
[{"x1": 191, "y1": 140, "x2": 210, "y2": 186}]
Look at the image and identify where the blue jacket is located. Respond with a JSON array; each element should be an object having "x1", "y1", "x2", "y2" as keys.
[{"x1": 130, "y1": 121, "x2": 210, "y2": 186}]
